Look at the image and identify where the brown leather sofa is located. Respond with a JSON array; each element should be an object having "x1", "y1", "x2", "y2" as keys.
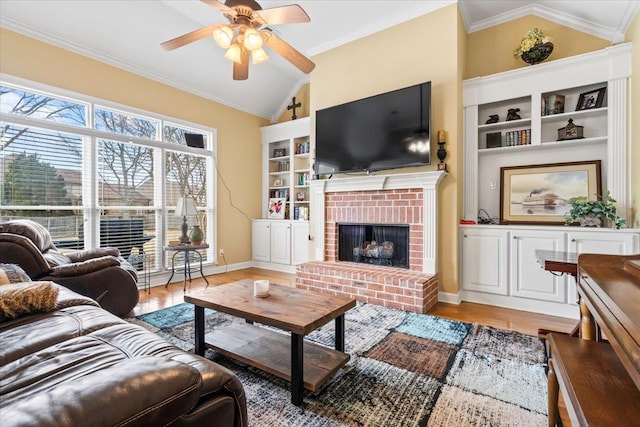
[
  {"x1": 0, "y1": 284, "x2": 247, "y2": 427},
  {"x1": 0, "y1": 219, "x2": 139, "y2": 317}
]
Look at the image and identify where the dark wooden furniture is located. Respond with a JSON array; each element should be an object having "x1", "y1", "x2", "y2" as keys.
[
  {"x1": 535, "y1": 250, "x2": 579, "y2": 337},
  {"x1": 184, "y1": 280, "x2": 357, "y2": 406},
  {"x1": 547, "y1": 254, "x2": 640, "y2": 426},
  {"x1": 535, "y1": 250, "x2": 578, "y2": 277}
]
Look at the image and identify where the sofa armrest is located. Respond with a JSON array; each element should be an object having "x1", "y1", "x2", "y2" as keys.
[
  {"x1": 48, "y1": 256, "x2": 120, "y2": 277},
  {"x1": 66, "y1": 247, "x2": 121, "y2": 262},
  {"x1": 1, "y1": 357, "x2": 203, "y2": 427},
  {"x1": 0, "y1": 233, "x2": 52, "y2": 278}
]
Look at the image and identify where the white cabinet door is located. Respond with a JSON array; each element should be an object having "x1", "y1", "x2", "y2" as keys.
[
  {"x1": 567, "y1": 231, "x2": 637, "y2": 255},
  {"x1": 461, "y1": 228, "x2": 508, "y2": 295},
  {"x1": 270, "y1": 221, "x2": 291, "y2": 265},
  {"x1": 251, "y1": 221, "x2": 271, "y2": 262},
  {"x1": 510, "y1": 230, "x2": 567, "y2": 303},
  {"x1": 292, "y1": 222, "x2": 309, "y2": 265}
]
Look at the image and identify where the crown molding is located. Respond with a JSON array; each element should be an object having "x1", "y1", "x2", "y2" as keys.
[
  {"x1": 463, "y1": 3, "x2": 630, "y2": 43},
  {"x1": 0, "y1": 17, "x2": 273, "y2": 119}
]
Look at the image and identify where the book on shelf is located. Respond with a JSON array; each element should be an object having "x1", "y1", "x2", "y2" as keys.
[
  {"x1": 277, "y1": 160, "x2": 290, "y2": 172},
  {"x1": 295, "y1": 141, "x2": 310, "y2": 154},
  {"x1": 269, "y1": 189, "x2": 289, "y2": 199},
  {"x1": 505, "y1": 129, "x2": 531, "y2": 146}
]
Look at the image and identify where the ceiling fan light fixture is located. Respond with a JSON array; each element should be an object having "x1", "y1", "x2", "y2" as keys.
[
  {"x1": 213, "y1": 25, "x2": 234, "y2": 49},
  {"x1": 224, "y1": 43, "x2": 243, "y2": 63},
  {"x1": 252, "y1": 47, "x2": 269, "y2": 64},
  {"x1": 243, "y1": 27, "x2": 263, "y2": 51}
]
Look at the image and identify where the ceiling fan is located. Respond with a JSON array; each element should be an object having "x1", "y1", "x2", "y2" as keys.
[{"x1": 161, "y1": 0, "x2": 316, "y2": 80}]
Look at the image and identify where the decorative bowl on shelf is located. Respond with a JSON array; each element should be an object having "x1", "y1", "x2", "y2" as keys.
[{"x1": 521, "y1": 42, "x2": 554, "y2": 65}]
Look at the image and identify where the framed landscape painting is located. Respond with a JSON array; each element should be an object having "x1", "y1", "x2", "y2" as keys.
[{"x1": 500, "y1": 160, "x2": 601, "y2": 225}]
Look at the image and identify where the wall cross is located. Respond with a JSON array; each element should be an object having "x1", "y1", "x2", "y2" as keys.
[{"x1": 287, "y1": 96, "x2": 302, "y2": 120}]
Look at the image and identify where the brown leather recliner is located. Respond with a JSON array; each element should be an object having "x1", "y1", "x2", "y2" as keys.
[{"x1": 0, "y1": 219, "x2": 139, "y2": 317}]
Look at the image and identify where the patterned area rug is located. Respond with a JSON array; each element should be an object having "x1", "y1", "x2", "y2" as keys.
[{"x1": 130, "y1": 302, "x2": 548, "y2": 426}]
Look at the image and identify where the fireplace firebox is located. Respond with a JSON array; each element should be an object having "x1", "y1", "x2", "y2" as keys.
[{"x1": 338, "y1": 223, "x2": 409, "y2": 269}]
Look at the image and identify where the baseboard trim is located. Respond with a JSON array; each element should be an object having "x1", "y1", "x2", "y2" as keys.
[
  {"x1": 438, "y1": 292, "x2": 461, "y2": 304},
  {"x1": 141, "y1": 261, "x2": 254, "y2": 289},
  {"x1": 250, "y1": 260, "x2": 296, "y2": 273},
  {"x1": 460, "y1": 290, "x2": 579, "y2": 319}
]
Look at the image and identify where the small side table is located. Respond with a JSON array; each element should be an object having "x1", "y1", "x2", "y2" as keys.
[{"x1": 164, "y1": 244, "x2": 210, "y2": 292}]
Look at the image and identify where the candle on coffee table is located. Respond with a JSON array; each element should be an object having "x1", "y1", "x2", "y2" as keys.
[{"x1": 253, "y1": 280, "x2": 270, "y2": 297}]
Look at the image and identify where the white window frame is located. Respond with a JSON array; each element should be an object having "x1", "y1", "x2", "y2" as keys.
[{"x1": 0, "y1": 74, "x2": 218, "y2": 273}]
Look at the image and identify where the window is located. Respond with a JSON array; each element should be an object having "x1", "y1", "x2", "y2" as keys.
[
  {"x1": 0, "y1": 81, "x2": 216, "y2": 275},
  {"x1": 0, "y1": 123, "x2": 84, "y2": 241},
  {"x1": 164, "y1": 123, "x2": 212, "y2": 264},
  {"x1": 95, "y1": 106, "x2": 158, "y2": 139},
  {"x1": 0, "y1": 85, "x2": 87, "y2": 126}
]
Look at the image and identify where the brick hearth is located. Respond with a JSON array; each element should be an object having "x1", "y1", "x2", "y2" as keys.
[
  {"x1": 295, "y1": 172, "x2": 446, "y2": 314},
  {"x1": 296, "y1": 261, "x2": 439, "y2": 313}
]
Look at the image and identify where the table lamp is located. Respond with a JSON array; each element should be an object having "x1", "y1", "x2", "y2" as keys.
[{"x1": 175, "y1": 195, "x2": 198, "y2": 244}]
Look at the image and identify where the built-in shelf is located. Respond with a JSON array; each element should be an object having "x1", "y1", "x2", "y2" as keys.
[{"x1": 478, "y1": 136, "x2": 606, "y2": 155}]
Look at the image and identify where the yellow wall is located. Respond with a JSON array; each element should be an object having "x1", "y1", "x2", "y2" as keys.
[
  {"x1": 0, "y1": 28, "x2": 268, "y2": 265},
  {"x1": 466, "y1": 16, "x2": 611, "y2": 79},
  {"x1": 627, "y1": 13, "x2": 640, "y2": 228},
  {"x1": 309, "y1": 4, "x2": 462, "y2": 293},
  {"x1": 276, "y1": 83, "x2": 310, "y2": 123},
  {"x1": 2, "y1": 4, "x2": 636, "y2": 293}
]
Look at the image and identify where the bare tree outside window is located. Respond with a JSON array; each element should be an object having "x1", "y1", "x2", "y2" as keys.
[{"x1": 1, "y1": 83, "x2": 215, "y2": 269}]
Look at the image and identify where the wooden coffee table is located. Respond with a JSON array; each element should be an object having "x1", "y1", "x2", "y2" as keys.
[{"x1": 184, "y1": 279, "x2": 357, "y2": 406}]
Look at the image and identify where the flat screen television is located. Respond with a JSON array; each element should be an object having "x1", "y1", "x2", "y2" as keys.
[{"x1": 315, "y1": 81, "x2": 431, "y2": 175}]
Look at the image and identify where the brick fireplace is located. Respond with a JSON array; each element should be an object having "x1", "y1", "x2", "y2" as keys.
[{"x1": 296, "y1": 171, "x2": 446, "y2": 313}]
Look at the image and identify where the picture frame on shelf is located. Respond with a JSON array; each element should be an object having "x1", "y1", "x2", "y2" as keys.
[
  {"x1": 500, "y1": 160, "x2": 601, "y2": 225},
  {"x1": 272, "y1": 179, "x2": 283, "y2": 187},
  {"x1": 273, "y1": 148, "x2": 286, "y2": 158},
  {"x1": 486, "y1": 132, "x2": 502, "y2": 148},
  {"x1": 296, "y1": 192, "x2": 306, "y2": 201},
  {"x1": 267, "y1": 197, "x2": 286, "y2": 219},
  {"x1": 576, "y1": 87, "x2": 606, "y2": 111},
  {"x1": 543, "y1": 94, "x2": 565, "y2": 115}
]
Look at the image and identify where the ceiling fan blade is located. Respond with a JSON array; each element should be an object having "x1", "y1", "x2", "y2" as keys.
[
  {"x1": 254, "y1": 4, "x2": 310, "y2": 26},
  {"x1": 264, "y1": 32, "x2": 315, "y2": 74},
  {"x1": 233, "y1": 49, "x2": 250, "y2": 80},
  {"x1": 161, "y1": 24, "x2": 217, "y2": 51},
  {"x1": 200, "y1": 0, "x2": 236, "y2": 15}
]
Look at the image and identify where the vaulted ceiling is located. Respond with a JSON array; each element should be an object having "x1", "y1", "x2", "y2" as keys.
[{"x1": 1, "y1": 1, "x2": 637, "y2": 121}]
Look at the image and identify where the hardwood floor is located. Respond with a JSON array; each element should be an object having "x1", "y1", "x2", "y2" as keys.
[
  {"x1": 134, "y1": 267, "x2": 576, "y2": 336},
  {"x1": 133, "y1": 267, "x2": 573, "y2": 426}
]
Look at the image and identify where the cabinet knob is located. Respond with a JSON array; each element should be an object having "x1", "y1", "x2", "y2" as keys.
[
  {"x1": 463, "y1": 234, "x2": 468, "y2": 238},
  {"x1": 571, "y1": 238, "x2": 576, "y2": 242}
]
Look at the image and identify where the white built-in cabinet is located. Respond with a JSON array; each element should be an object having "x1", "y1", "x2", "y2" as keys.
[
  {"x1": 460, "y1": 44, "x2": 638, "y2": 319},
  {"x1": 460, "y1": 227, "x2": 508, "y2": 296},
  {"x1": 252, "y1": 118, "x2": 311, "y2": 272},
  {"x1": 460, "y1": 225, "x2": 640, "y2": 318}
]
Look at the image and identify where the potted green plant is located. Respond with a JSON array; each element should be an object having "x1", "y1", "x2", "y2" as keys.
[{"x1": 564, "y1": 192, "x2": 626, "y2": 229}]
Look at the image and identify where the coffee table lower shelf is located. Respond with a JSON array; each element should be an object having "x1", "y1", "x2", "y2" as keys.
[{"x1": 205, "y1": 323, "x2": 350, "y2": 392}]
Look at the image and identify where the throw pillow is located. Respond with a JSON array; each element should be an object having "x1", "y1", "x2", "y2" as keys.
[
  {"x1": 0, "y1": 281, "x2": 59, "y2": 321},
  {"x1": 0, "y1": 263, "x2": 31, "y2": 285}
]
